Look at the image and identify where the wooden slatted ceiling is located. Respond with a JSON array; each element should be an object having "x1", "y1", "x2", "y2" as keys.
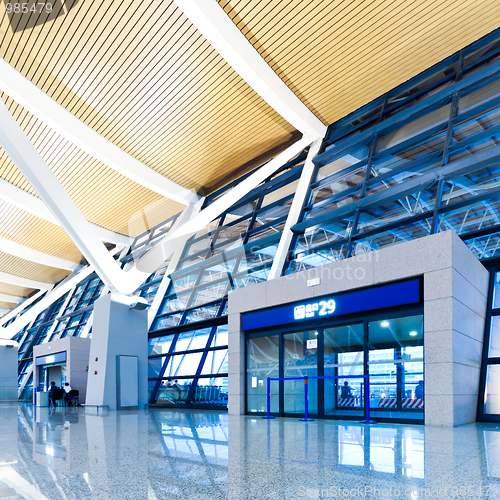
[
  {"x1": 0, "y1": 95, "x2": 186, "y2": 237},
  {"x1": 0, "y1": 282, "x2": 36, "y2": 298},
  {"x1": 0, "y1": 251, "x2": 70, "y2": 284},
  {"x1": 0, "y1": 199, "x2": 82, "y2": 263},
  {"x1": 0, "y1": 301, "x2": 16, "y2": 310},
  {"x1": 0, "y1": 0, "x2": 296, "y2": 198},
  {"x1": 217, "y1": 0, "x2": 500, "y2": 126}
]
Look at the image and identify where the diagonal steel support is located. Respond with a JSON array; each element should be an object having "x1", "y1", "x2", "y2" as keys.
[
  {"x1": 135, "y1": 136, "x2": 312, "y2": 277},
  {"x1": 0, "y1": 99, "x2": 129, "y2": 294},
  {"x1": 268, "y1": 136, "x2": 324, "y2": 279}
]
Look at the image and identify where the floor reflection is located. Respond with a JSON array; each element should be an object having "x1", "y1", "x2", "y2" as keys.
[{"x1": 0, "y1": 404, "x2": 497, "y2": 498}]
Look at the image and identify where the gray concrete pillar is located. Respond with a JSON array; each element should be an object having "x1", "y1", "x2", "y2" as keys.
[{"x1": 85, "y1": 293, "x2": 148, "y2": 410}]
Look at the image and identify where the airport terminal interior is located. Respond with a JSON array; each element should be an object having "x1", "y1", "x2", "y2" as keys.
[{"x1": 2, "y1": 0, "x2": 500, "y2": 497}]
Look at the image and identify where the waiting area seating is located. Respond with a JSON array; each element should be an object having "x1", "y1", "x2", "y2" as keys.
[
  {"x1": 66, "y1": 390, "x2": 80, "y2": 406},
  {"x1": 49, "y1": 389, "x2": 65, "y2": 407},
  {"x1": 49, "y1": 389, "x2": 80, "y2": 407},
  {"x1": 156, "y1": 385, "x2": 227, "y2": 405}
]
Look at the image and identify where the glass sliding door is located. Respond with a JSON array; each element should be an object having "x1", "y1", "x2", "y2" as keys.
[
  {"x1": 283, "y1": 331, "x2": 318, "y2": 414},
  {"x1": 368, "y1": 315, "x2": 424, "y2": 420},
  {"x1": 324, "y1": 323, "x2": 364, "y2": 417},
  {"x1": 247, "y1": 335, "x2": 279, "y2": 413},
  {"x1": 245, "y1": 311, "x2": 423, "y2": 422}
]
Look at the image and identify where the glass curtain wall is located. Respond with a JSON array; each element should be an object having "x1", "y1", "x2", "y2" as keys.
[
  {"x1": 286, "y1": 30, "x2": 500, "y2": 274},
  {"x1": 16, "y1": 292, "x2": 69, "y2": 401},
  {"x1": 479, "y1": 269, "x2": 500, "y2": 419},
  {"x1": 147, "y1": 158, "x2": 306, "y2": 406}
]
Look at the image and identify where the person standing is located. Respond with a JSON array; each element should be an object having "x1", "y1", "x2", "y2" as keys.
[
  {"x1": 63, "y1": 382, "x2": 72, "y2": 406},
  {"x1": 415, "y1": 380, "x2": 424, "y2": 399},
  {"x1": 48, "y1": 381, "x2": 58, "y2": 407}
]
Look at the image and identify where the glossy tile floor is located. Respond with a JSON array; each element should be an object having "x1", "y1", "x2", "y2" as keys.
[{"x1": 0, "y1": 404, "x2": 499, "y2": 499}]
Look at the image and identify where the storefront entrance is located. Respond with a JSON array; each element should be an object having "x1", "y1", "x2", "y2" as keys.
[{"x1": 246, "y1": 312, "x2": 424, "y2": 423}]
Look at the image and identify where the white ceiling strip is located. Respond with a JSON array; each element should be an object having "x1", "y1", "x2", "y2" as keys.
[
  {"x1": 0, "y1": 178, "x2": 131, "y2": 247},
  {"x1": 0, "y1": 293, "x2": 23, "y2": 304},
  {"x1": 174, "y1": 0, "x2": 327, "y2": 139},
  {"x1": 0, "y1": 271, "x2": 52, "y2": 290},
  {"x1": 0, "y1": 288, "x2": 45, "y2": 327}
]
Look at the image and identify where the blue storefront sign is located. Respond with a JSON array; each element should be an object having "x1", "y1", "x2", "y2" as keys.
[{"x1": 242, "y1": 279, "x2": 421, "y2": 330}]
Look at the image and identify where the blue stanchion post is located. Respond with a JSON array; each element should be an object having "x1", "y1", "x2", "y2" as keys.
[
  {"x1": 262, "y1": 377, "x2": 276, "y2": 419},
  {"x1": 300, "y1": 376, "x2": 314, "y2": 422},
  {"x1": 361, "y1": 374, "x2": 376, "y2": 424}
]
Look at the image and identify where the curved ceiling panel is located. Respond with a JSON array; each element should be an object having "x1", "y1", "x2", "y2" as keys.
[
  {"x1": 0, "y1": 0, "x2": 296, "y2": 197},
  {"x1": 216, "y1": 0, "x2": 500, "y2": 125},
  {"x1": 0, "y1": 282, "x2": 37, "y2": 298}
]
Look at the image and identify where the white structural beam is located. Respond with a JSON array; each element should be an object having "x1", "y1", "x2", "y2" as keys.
[
  {"x1": 268, "y1": 136, "x2": 324, "y2": 279},
  {"x1": 174, "y1": 0, "x2": 327, "y2": 139},
  {"x1": 0, "y1": 178, "x2": 131, "y2": 247},
  {"x1": 147, "y1": 202, "x2": 203, "y2": 328},
  {"x1": 134, "y1": 137, "x2": 311, "y2": 281},
  {"x1": 0, "y1": 271, "x2": 53, "y2": 291},
  {"x1": 0, "y1": 58, "x2": 200, "y2": 206},
  {"x1": 165, "y1": 138, "x2": 311, "y2": 241},
  {"x1": 0, "y1": 289, "x2": 45, "y2": 327},
  {"x1": 0, "y1": 235, "x2": 83, "y2": 271},
  {"x1": 0, "y1": 265, "x2": 95, "y2": 339},
  {"x1": 0, "y1": 100, "x2": 130, "y2": 294},
  {"x1": 0, "y1": 293, "x2": 23, "y2": 304}
]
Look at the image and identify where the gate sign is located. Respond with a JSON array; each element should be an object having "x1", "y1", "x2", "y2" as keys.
[
  {"x1": 294, "y1": 299, "x2": 336, "y2": 320},
  {"x1": 241, "y1": 279, "x2": 420, "y2": 330}
]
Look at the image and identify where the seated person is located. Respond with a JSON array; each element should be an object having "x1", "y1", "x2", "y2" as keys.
[
  {"x1": 341, "y1": 381, "x2": 353, "y2": 398},
  {"x1": 63, "y1": 382, "x2": 72, "y2": 405},
  {"x1": 48, "y1": 381, "x2": 58, "y2": 406}
]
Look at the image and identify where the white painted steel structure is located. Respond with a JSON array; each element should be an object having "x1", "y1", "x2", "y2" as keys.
[
  {"x1": 0, "y1": 58, "x2": 201, "y2": 206},
  {"x1": 174, "y1": 0, "x2": 327, "y2": 140},
  {"x1": 0, "y1": 178, "x2": 131, "y2": 248}
]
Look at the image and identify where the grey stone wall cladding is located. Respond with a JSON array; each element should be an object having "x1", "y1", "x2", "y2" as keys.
[
  {"x1": 33, "y1": 336, "x2": 92, "y2": 403},
  {"x1": 227, "y1": 230, "x2": 489, "y2": 426},
  {"x1": 85, "y1": 294, "x2": 148, "y2": 410}
]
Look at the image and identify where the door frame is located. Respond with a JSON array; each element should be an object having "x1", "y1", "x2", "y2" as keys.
[{"x1": 245, "y1": 303, "x2": 424, "y2": 423}]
